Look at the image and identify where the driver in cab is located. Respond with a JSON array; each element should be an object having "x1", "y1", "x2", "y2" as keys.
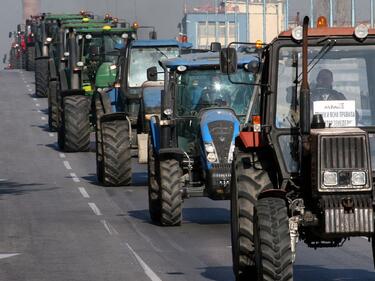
[{"x1": 311, "y1": 69, "x2": 346, "y2": 101}]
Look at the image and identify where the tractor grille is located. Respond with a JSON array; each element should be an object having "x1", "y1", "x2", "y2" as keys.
[
  {"x1": 321, "y1": 136, "x2": 367, "y2": 169},
  {"x1": 208, "y1": 121, "x2": 234, "y2": 163}
]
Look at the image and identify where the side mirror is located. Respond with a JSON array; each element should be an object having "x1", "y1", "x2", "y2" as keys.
[
  {"x1": 244, "y1": 60, "x2": 261, "y2": 74},
  {"x1": 210, "y1": 42, "x2": 221, "y2": 52},
  {"x1": 147, "y1": 66, "x2": 158, "y2": 81},
  {"x1": 220, "y1": 48, "x2": 237, "y2": 74}
]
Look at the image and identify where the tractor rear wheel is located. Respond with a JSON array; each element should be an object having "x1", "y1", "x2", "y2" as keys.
[
  {"x1": 26, "y1": 47, "x2": 35, "y2": 71},
  {"x1": 148, "y1": 136, "x2": 160, "y2": 223},
  {"x1": 231, "y1": 150, "x2": 273, "y2": 281},
  {"x1": 101, "y1": 119, "x2": 132, "y2": 186},
  {"x1": 60, "y1": 95, "x2": 90, "y2": 152},
  {"x1": 35, "y1": 59, "x2": 49, "y2": 97},
  {"x1": 48, "y1": 80, "x2": 59, "y2": 131},
  {"x1": 254, "y1": 197, "x2": 293, "y2": 281},
  {"x1": 159, "y1": 159, "x2": 182, "y2": 226}
]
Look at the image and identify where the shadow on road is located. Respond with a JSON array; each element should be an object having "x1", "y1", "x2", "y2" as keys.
[
  {"x1": 0, "y1": 180, "x2": 53, "y2": 197},
  {"x1": 200, "y1": 266, "x2": 233, "y2": 281},
  {"x1": 128, "y1": 207, "x2": 229, "y2": 225},
  {"x1": 294, "y1": 265, "x2": 375, "y2": 281}
]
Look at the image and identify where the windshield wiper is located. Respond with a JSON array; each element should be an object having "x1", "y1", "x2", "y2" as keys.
[{"x1": 155, "y1": 47, "x2": 168, "y2": 59}]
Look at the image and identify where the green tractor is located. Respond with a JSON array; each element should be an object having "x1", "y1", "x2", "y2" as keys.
[
  {"x1": 34, "y1": 13, "x2": 89, "y2": 97},
  {"x1": 47, "y1": 20, "x2": 118, "y2": 131},
  {"x1": 221, "y1": 17, "x2": 375, "y2": 280},
  {"x1": 56, "y1": 25, "x2": 136, "y2": 152}
]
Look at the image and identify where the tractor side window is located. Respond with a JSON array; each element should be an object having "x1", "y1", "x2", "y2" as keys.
[{"x1": 276, "y1": 45, "x2": 375, "y2": 129}]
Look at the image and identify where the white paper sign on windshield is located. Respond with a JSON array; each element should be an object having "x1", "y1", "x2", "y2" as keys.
[{"x1": 313, "y1": 100, "x2": 356, "y2": 127}]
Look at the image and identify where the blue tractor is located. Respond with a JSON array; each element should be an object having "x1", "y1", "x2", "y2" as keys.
[
  {"x1": 94, "y1": 39, "x2": 191, "y2": 186},
  {"x1": 148, "y1": 51, "x2": 261, "y2": 225}
]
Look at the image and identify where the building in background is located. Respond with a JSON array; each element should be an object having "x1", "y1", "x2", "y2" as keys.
[
  {"x1": 23, "y1": 0, "x2": 40, "y2": 21},
  {"x1": 182, "y1": 0, "x2": 284, "y2": 48}
]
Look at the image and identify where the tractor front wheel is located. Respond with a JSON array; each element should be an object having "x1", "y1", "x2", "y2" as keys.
[
  {"x1": 100, "y1": 119, "x2": 132, "y2": 186},
  {"x1": 148, "y1": 136, "x2": 160, "y2": 223},
  {"x1": 231, "y1": 150, "x2": 273, "y2": 281},
  {"x1": 48, "y1": 80, "x2": 59, "y2": 131},
  {"x1": 159, "y1": 159, "x2": 183, "y2": 226},
  {"x1": 59, "y1": 95, "x2": 90, "y2": 152},
  {"x1": 254, "y1": 197, "x2": 293, "y2": 281},
  {"x1": 35, "y1": 59, "x2": 49, "y2": 97}
]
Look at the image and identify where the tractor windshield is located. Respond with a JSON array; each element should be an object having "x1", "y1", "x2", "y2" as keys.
[
  {"x1": 128, "y1": 46, "x2": 179, "y2": 87},
  {"x1": 82, "y1": 34, "x2": 123, "y2": 63},
  {"x1": 276, "y1": 45, "x2": 375, "y2": 129},
  {"x1": 175, "y1": 69, "x2": 254, "y2": 117}
]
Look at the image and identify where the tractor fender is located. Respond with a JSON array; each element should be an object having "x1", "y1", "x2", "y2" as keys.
[
  {"x1": 60, "y1": 89, "x2": 86, "y2": 98},
  {"x1": 100, "y1": 112, "x2": 128, "y2": 123},
  {"x1": 258, "y1": 189, "x2": 287, "y2": 201},
  {"x1": 35, "y1": 56, "x2": 49, "y2": 61},
  {"x1": 158, "y1": 148, "x2": 185, "y2": 162},
  {"x1": 149, "y1": 115, "x2": 160, "y2": 153}
]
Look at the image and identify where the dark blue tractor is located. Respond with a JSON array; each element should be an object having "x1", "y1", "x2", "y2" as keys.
[
  {"x1": 148, "y1": 52, "x2": 261, "y2": 225},
  {"x1": 94, "y1": 39, "x2": 192, "y2": 186}
]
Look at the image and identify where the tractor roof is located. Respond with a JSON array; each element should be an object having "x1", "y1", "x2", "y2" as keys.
[
  {"x1": 130, "y1": 39, "x2": 185, "y2": 48},
  {"x1": 62, "y1": 22, "x2": 111, "y2": 29},
  {"x1": 279, "y1": 26, "x2": 375, "y2": 39},
  {"x1": 76, "y1": 27, "x2": 135, "y2": 34},
  {"x1": 45, "y1": 14, "x2": 84, "y2": 21},
  {"x1": 164, "y1": 52, "x2": 258, "y2": 70}
]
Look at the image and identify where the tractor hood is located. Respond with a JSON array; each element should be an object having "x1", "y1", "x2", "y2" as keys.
[
  {"x1": 95, "y1": 62, "x2": 117, "y2": 88},
  {"x1": 199, "y1": 108, "x2": 240, "y2": 167}
]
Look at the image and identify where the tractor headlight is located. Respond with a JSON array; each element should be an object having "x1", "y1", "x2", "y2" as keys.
[
  {"x1": 323, "y1": 171, "x2": 337, "y2": 186},
  {"x1": 205, "y1": 143, "x2": 219, "y2": 163},
  {"x1": 163, "y1": 108, "x2": 173, "y2": 116},
  {"x1": 205, "y1": 143, "x2": 215, "y2": 153},
  {"x1": 207, "y1": 152, "x2": 217, "y2": 163},
  {"x1": 228, "y1": 143, "x2": 235, "y2": 163},
  {"x1": 352, "y1": 171, "x2": 366, "y2": 186}
]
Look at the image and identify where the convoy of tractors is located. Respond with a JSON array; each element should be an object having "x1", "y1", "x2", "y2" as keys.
[{"x1": 5, "y1": 10, "x2": 375, "y2": 281}]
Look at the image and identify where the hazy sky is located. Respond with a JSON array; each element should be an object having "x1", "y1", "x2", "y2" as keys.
[{"x1": 0, "y1": 0, "x2": 372, "y2": 67}]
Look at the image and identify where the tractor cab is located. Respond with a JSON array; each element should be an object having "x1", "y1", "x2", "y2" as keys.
[
  {"x1": 221, "y1": 17, "x2": 375, "y2": 281},
  {"x1": 147, "y1": 51, "x2": 261, "y2": 226}
]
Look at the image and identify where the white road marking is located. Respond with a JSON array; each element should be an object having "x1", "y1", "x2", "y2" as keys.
[
  {"x1": 101, "y1": 220, "x2": 119, "y2": 235},
  {"x1": 59, "y1": 153, "x2": 66, "y2": 158},
  {"x1": 35, "y1": 103, "x2": 40, "y2": 107},
  {"x1": 70, "y1": 173, "x2": 80, "y2": 183},
  {"x1": 0, "y1": 179, "x2": 7, "y2": 182},
  {"x1": 88, "y1": 202, "x2": 102, "y2": 216},
  {"x1": 28, "y1": 89, "x2": 33, "y2": 92},
  {"x1": 49, "y1": 133, "x2": 54, "y2": 137},
  {"x1": 37, "y1": 110, "x2": 42, "y2": 113},
  {"x1": 126, "y1": 243, "x2": 162, "y2": 281},
  {"x1": 78, "y1": 187, "x2": 90, "y2": 198},
  {"x1": 0, "y1": 253, "x2": 20, "y2": 260},
  {"x1": 33, "y1": 98, "x2": 37, "y2": 101},
  {"x1": 41, "y1": 117, "x2": 46, "y2": 121},
  {"x1": 63, "y1": 161, "x2": 72, "y2": 170}
]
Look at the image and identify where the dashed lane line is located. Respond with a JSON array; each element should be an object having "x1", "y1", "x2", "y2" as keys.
[
  {"x1": 78, "y1": 187, "x2": 90, "y2": 198},
  {"x1": 49, "y1": 133, "x2": 54, "y2": 137},
  {"x1": 70, "y1": 173, "x2": 80, "y2": 183},
  {"x1": 63, "y1": 161, "x2": 72, "y2": 170},
  {"x1": 35, "y1": 103, "x2": 40, "y2": 107},
  {"x1": 33, "y1": 98, "x2": 37, "y2": 101},
  {"x1": 126, "y1": 243, "x2": 162, "y2": 281},
  {"x1": 41, "y1": 116, "x2": 46, "y2": 121},
  {"x1": 88, "y1": 202, "x2": 102, "y2": 216},
  {"x1": 100, "y1": 220, "x2": 119, "y2": 235},
  {"x1": 59, "y1": 153, "x2": 66, "y2": 158}
]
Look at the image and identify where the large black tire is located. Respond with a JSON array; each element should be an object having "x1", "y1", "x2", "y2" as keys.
[
  {"x1": 94, "y1": 93, "x2": 112, "y2": 183},
  {"x1": 159, "y1": 159, "x2": 183, "y2": 226},
  {"x1": 22, "y1": 53, "x2": 26, "y2": 70},
  {"x1": 48, "y1": 80, "x2": 59, "y2": 131},
  {"x1": 148, "y1": 136, "x2": 160, "y2": 222},
  {"x1": 101, "y1": 119, "x2": 132, "y2": 186},
  {"x1": 254, "y1": 197, "x2": 292, "y2": 281},
  {"x1": 26, "y1": 47, "x2": 35, "y2": 71},
  {"x1": 372, "y1": 233, "x2": 375, "y2": 269},
  {"x1": 231, "y1": 150, "x2": 273, "y2": 281},
  {"x1": 59, "y1": 96, "x2": 90, "y2": 152},
  {"x1": 35, "y1": 59, "x2": 49, "y2": 97}
]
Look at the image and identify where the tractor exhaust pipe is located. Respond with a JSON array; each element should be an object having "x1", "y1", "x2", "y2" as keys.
[
  {"x1": 300, "y1": 16, "x2": 310, "y2": 135},
  {"x1": 23, "y1": 0, "x2": 41, "y2": 21}
]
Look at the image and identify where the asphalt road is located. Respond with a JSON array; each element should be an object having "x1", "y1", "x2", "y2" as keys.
[{"x1": 0, "y1": 69, "x2": 373, "y2": 281}]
